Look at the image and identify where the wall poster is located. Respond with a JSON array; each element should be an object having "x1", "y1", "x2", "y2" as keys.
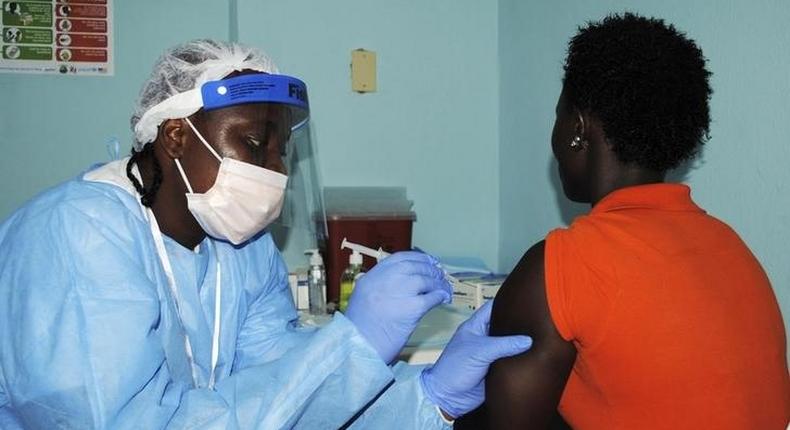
[{"x1": 1, "y1": 0, "x2": 112, "y2": 76}]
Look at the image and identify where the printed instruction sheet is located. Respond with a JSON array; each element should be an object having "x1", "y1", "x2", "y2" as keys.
[{"x1": 1, "y1": 0, "x2": 113, "y2": 76}]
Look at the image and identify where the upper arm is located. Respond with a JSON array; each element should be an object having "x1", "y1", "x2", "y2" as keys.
[
  {"x1": 0, "y1": 206, "x2": 171, "y2": 427},
  {"x1": 485, "y1": 240, "x2": 576, "y2": 428},
  {"x1": 233, "y1": 235, "x2": 314, "y2": 370}
]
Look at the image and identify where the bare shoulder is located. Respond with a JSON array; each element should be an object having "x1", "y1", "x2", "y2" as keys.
[
  {"x1": 484, "y1": 240, "x2": 577, "y2": 429},
  {"x1": 490, "y1": 240, "x2": 549, "y2": 336}
]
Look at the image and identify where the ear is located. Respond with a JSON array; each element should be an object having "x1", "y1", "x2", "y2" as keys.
[
  {"x1": 568, "y1": 108, "x2": 591, "y2": 152},
  {"x1": 157, "y1": 118, "x2": 190, "y2": 159},
  {"x1": 574, "y1": 108, "x2": 587, "y2": 140}
]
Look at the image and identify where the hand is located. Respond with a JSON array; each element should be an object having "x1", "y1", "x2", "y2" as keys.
[
  {"x1": 420, "y1": 300, "x2": 533, "y2": 419},
  {"x1": 345, "y1": 251, "x2": 452, "y2": 364}
]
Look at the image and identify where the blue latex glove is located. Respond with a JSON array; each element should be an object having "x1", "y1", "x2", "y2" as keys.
[
  {"x1": 420, "y1": 299, "x2": 533, "y2": 419},
  {"x1": 345, "y1": 251, "x2": 452, "y2": 364}
]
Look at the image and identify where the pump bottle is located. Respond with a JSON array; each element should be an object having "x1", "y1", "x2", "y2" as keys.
[
  {"x1": 304, "y1": 249, "x2": 326, "y2": 315},
  {"x1": 339, "y1": 250, "x2": 364, "y2": 312}
]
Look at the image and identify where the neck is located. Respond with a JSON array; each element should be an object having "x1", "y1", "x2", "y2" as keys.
[
  {"x1": 585, "y1": 134, "x2": 666, "y2": 206},
  {"x1": 590, "y1": 165, "x2": 665, "y2": 206},
  {"x1": 139, "y1": 151, "x2": 206, "y2": 250}
]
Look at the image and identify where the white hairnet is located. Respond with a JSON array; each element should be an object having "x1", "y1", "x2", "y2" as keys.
[{"x1": 131, "y1": 39, "x2": 278, "y2": 150}]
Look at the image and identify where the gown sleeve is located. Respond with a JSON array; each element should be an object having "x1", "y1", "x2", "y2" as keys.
[{"x1": 348, "y1": 362, "x2": 452, "y2": 430}]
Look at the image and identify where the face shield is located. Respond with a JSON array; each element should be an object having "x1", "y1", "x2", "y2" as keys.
[
  {"x1": 136, "y1": 71, "x2": 327, "y2": 246},
  {"x1": 201, "y1": 73, "x2": 327, "y2": 244},
  {"x1": 274, "y1": 121, "x2": 328, "y2": 248}
]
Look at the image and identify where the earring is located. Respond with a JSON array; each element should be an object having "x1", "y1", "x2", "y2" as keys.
[{"x1": 570, "y1": 136, "x2": 584, "y2": 150}]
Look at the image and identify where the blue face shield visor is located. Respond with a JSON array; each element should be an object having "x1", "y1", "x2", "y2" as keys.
[{"x1": 201, "y1": 73, "x2": 310, "y2": 131}]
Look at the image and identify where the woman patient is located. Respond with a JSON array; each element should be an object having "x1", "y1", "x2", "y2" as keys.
[{"x1": 468, "y1": 13, "x2": 789, "y2": 430}]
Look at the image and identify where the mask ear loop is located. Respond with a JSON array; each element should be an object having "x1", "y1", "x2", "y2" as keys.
[
  {"x1": 174, "y1": 159, "x2": 195, "y2": 194},
  {"x1": 170, "y1": 116, "x2": 225, "y2": 388},
  {"x1": 185, "y1": 117, "x2": 223, "y2": 163},
  {"x1": 174, "y1": 117, "x2": 225, "y2": 194}
]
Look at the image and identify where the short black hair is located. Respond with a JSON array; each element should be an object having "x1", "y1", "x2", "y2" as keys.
[{"x1": 563, "y1": 12, "x2": 712, "y2": 172}]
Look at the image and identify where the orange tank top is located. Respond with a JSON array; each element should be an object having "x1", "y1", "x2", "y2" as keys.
[{"x1": 544, "y1": 183, "x2": 789, "y2": 430}]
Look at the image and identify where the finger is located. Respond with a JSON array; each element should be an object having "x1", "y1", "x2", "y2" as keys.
[
  {"x1": 474, "y1": 335, "x2": 533, "y2": 363},
  {"x1": 466, "y1": 299, "x2": 494, "y2": 335},
  {"x1": 370, "y1": 261, "x2": 444, "y2": 287},
  {"x1": 440, "y1": 278, "x2": 453, "y2": 303},
  {"x1": 416, "y1": 289, "x2": 452, "y2": 313},
  {"x1": 394, "y1": 261, "x2": 446, "y2": 279},
  {"x1": 377, "y1": 251, "x2": 438, "y2": 267},
  {"x1": 399, "y1": 274, "x2": 451, "y2": 296}
]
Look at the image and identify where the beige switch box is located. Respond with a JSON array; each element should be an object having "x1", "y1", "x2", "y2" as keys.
[{"x1": 351, "y1": 49, "x2": 376, "y2": 93}]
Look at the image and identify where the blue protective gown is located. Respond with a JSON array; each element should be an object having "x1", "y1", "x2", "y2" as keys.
[{"x1": 0, "y1": 159, "x2": 450, "y2": 429}]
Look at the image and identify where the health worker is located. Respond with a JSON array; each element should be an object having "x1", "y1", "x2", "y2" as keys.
[{"x1": 0, "y1": 40, "x2": 532, "y2": 429}]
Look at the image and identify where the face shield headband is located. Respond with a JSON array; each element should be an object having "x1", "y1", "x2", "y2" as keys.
[
  {"x1": 134, "y1": 73, "x2": 310, "y2": 145},
  {"x1": 201, "y1": 74, "x2": 309, "y2": 128}
]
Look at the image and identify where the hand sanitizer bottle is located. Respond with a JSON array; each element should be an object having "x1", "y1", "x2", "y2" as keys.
[
  {"x1": 339, "y1": 250, "x2": 364, "y2": 312},
  {"x1": 305, "y1": 249, "x2": 326, "y2": 315}
]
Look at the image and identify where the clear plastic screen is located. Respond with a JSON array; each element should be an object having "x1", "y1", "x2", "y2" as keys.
[{"x1": 270, "y1": 121, "x2": 327, "y2": 253}]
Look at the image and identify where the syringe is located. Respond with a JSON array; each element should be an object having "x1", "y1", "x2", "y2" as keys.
[
  {"x1": 340, "y1": 238, "x2": 391, "y2": 262},
  {"x1": 340, "y1": 238, "x2": 462, "y2": 286}
]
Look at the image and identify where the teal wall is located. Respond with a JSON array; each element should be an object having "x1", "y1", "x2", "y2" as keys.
[
  {"x1": 0, "y1": 0, "x2": 502, "y2": 270},
  {"x1": 1, "y1": 2, "x2": 786, "y2": 331},
  {"x1": 498, "y1": 0, "x2": 790, "y2": 335},
  {"x1": 236, "y1": 0, "x2": 501, "y2": 268}
]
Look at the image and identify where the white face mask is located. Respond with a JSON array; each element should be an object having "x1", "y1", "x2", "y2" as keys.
[{"x1": 174, "y1": 117, "x2": 288, "y2": 245}]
